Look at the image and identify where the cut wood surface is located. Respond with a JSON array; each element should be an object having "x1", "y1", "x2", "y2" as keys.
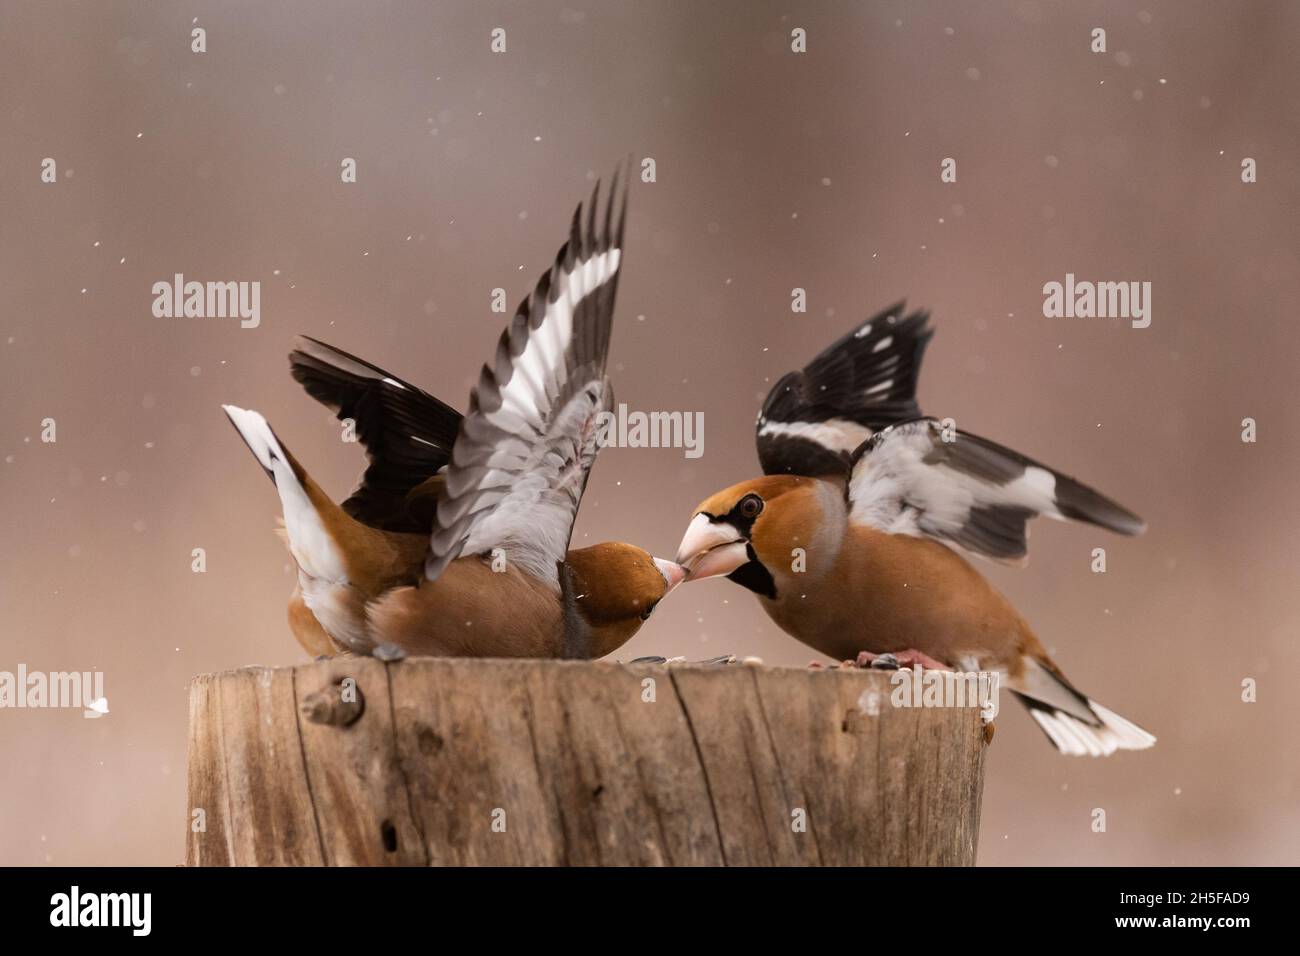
[{"x1": 186, "y1": 658, "x2": 988, "y2": 866}]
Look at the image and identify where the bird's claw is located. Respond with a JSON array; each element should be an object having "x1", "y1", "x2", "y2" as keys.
[
  {"x1": 861, "y1": 651, "x2": 901, "y2": 670},
  {"x1": 854, "y1": 649, "x2": 952, "y2": 671},
  {"x1": 372, "y1": 642, "x2": 408, "y2": 662}
]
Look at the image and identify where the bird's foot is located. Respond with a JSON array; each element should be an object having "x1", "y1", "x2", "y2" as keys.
[
  {"x1": 372, "y1": 642, "x2": 408, "y2": 662},
  {"x1": 855, "y1": 649, "x2": 951, "y2": 671}
]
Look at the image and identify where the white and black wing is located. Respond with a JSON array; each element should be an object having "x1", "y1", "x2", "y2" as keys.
[
  {"x1": 426, "y1": 175, "x2": 627, "y2": 587},
  {"x1": 289, "y1": 336, "x2": 463, "y2": 533},
  {"x1": 757, "y1": 302, "x2": 933, "y2": 477},
  {"x1": 846, "y1": 418, "x2": 1145, "y2": 563}
]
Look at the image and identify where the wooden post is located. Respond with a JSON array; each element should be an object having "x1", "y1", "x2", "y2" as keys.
[{"x1": 186, "y1": 658, "x2": 988, "y2": 866}]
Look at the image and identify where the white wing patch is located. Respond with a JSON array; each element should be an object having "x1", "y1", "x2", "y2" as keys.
[
  {"x1": 756, "y1": 417, "x2": 873, "y2": 455},
  {"x1": 754, "y1": 303, "x2": 934, "y2": 478},
  {"x1": 444, "y1": 384, "x2": 609, "y2": 585},
  {"x1": 846, "y1": 419, "x2": 1142, "y2": 562},
  {"x1": 426, "y1": 177, "x2": 627, "y2": 587},
  {"x1": 496, "y1": 249, "x2": 619, "y2": 430}
]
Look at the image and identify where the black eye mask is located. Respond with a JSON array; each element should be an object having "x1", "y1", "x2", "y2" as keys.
[{"x1": 704, "y1": 494, "x2": 764, "y2": 538}]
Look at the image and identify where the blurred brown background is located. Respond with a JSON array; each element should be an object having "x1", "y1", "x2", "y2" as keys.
[{"x1": 2, "y1": 0, "x2": 1297, "y2": 866}]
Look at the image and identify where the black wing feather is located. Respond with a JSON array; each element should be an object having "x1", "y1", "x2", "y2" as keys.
[
  {"x1": 757, "y1": 301, "x2": 934, "y2": 477},
  {"x1": 288, "y1": 336, "x2": 462, "y2": 533}
]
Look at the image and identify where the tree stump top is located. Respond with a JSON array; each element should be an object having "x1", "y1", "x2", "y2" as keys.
[{"x1": 187, "y1": 658, "x2": 988, "y2": 866}]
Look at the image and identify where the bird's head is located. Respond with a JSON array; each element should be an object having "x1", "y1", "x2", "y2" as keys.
[
  {"x1": 565, "y1": 542, "x2": 686, "y2": 656},
  {"x1": 674, "y1": 475, "x2": 815, "y2": 599}
]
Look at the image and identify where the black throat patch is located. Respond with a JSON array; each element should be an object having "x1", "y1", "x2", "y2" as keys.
[{"x1": 727, "y1": 543, "x2": 776, "y2": 599}]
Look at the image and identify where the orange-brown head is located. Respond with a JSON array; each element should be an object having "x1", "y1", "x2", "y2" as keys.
[
  {"x1": 565, "y1": 542, "x2": 686, "y2": 657},
  {"x1": 674, "y1": 475, "x2": 824, "y2": 599}
]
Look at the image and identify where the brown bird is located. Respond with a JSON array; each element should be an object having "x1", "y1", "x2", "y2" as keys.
[
  {"x1": 223, "y1": 174, "x2": 685, "y2": 660},
  {"x1": 674, "y1": 308, "x2": 1155, "y2": 756}
]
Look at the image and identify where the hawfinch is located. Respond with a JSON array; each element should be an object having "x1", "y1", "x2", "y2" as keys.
[
  {"x1": 223, "y1": 175, "x2": 685, "y2": 659},
  {"x1": 675, "y1": 307, "x2": 1155, "y2": 756}
]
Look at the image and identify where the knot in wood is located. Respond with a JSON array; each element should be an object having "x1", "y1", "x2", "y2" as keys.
[{"x1": 300, "y1": 680, "x2": 365, "y2": 727}]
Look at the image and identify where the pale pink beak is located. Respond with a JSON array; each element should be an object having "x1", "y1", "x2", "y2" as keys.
[
  {"x1": 674, "y1": 513, "x2": 750, "y2": 581},
  {"x1": 653, "y1": 557, "x2": 688, "y2": 594}
]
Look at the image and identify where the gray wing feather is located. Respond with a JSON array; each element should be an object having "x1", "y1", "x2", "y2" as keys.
[
  {"x1": 426, "y1": 172, "x2": 627, "y2": 586},
  {"x1": 846, "y1": 418, "x2": 1145, "y2": 563}
]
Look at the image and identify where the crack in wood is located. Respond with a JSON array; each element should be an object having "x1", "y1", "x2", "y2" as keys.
[
  {"x1": 214, "y1": 677, "x2": 237, "y2": 865},
  {"x1": 667, "y1": 668, "x2": 728, "y2": 866},
  {"x1": 749, "y1": 668, "x2": 819, "y2": 864},
  {"x1": 188, "y1": 661, "x2": 984, "y2": 867},
  {"x1": 609, "y1": 702, "x2": 672, "y2": 864},
  {"x1": 383, "y1": 662, "x2": 431, "y2": 866},
  {"x1": 289, "y1": 667, "x2": 328, "y2": 865},
  {"x1": 520, "y1": 682, "x2": 567, "y2": 866}
]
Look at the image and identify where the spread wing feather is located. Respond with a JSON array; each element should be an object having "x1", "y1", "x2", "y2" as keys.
[
  {"x1": 757, "y1": 302, "x2": 933, "y2": 477},
  {"x1": 846, "y1": 418, "x2": 1145, "y2": 563},
  {"x1": 288, "y1": 336, "x2": 462, "y2": 533},
  {"x1": 427, "y1": 173, "x2": 628, "y2": 586}
]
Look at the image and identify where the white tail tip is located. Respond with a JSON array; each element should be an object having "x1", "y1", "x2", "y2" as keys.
[
  {"x1": 1030, "y1": 701, "x2": 1156, "y2": 757},
  {"x1": 222, "y1": 404, "x2": 282, "y2": 473}
]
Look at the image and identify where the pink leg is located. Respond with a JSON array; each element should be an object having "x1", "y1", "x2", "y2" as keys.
[{"x1": 856, "y1": 649, "x2": 953, "y2": 671}]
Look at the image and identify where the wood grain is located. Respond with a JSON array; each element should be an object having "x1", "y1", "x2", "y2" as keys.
[{"x1": 186, "y1": 659, "x2": 988, "y2": 866}]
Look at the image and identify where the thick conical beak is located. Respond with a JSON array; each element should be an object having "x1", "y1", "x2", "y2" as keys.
[
  {"x1": 653, "y1": 557, "x2": 688, "y2": 594},
  {"x1": 674, "y1": 514, "x2": 750, "y2": 581}
]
